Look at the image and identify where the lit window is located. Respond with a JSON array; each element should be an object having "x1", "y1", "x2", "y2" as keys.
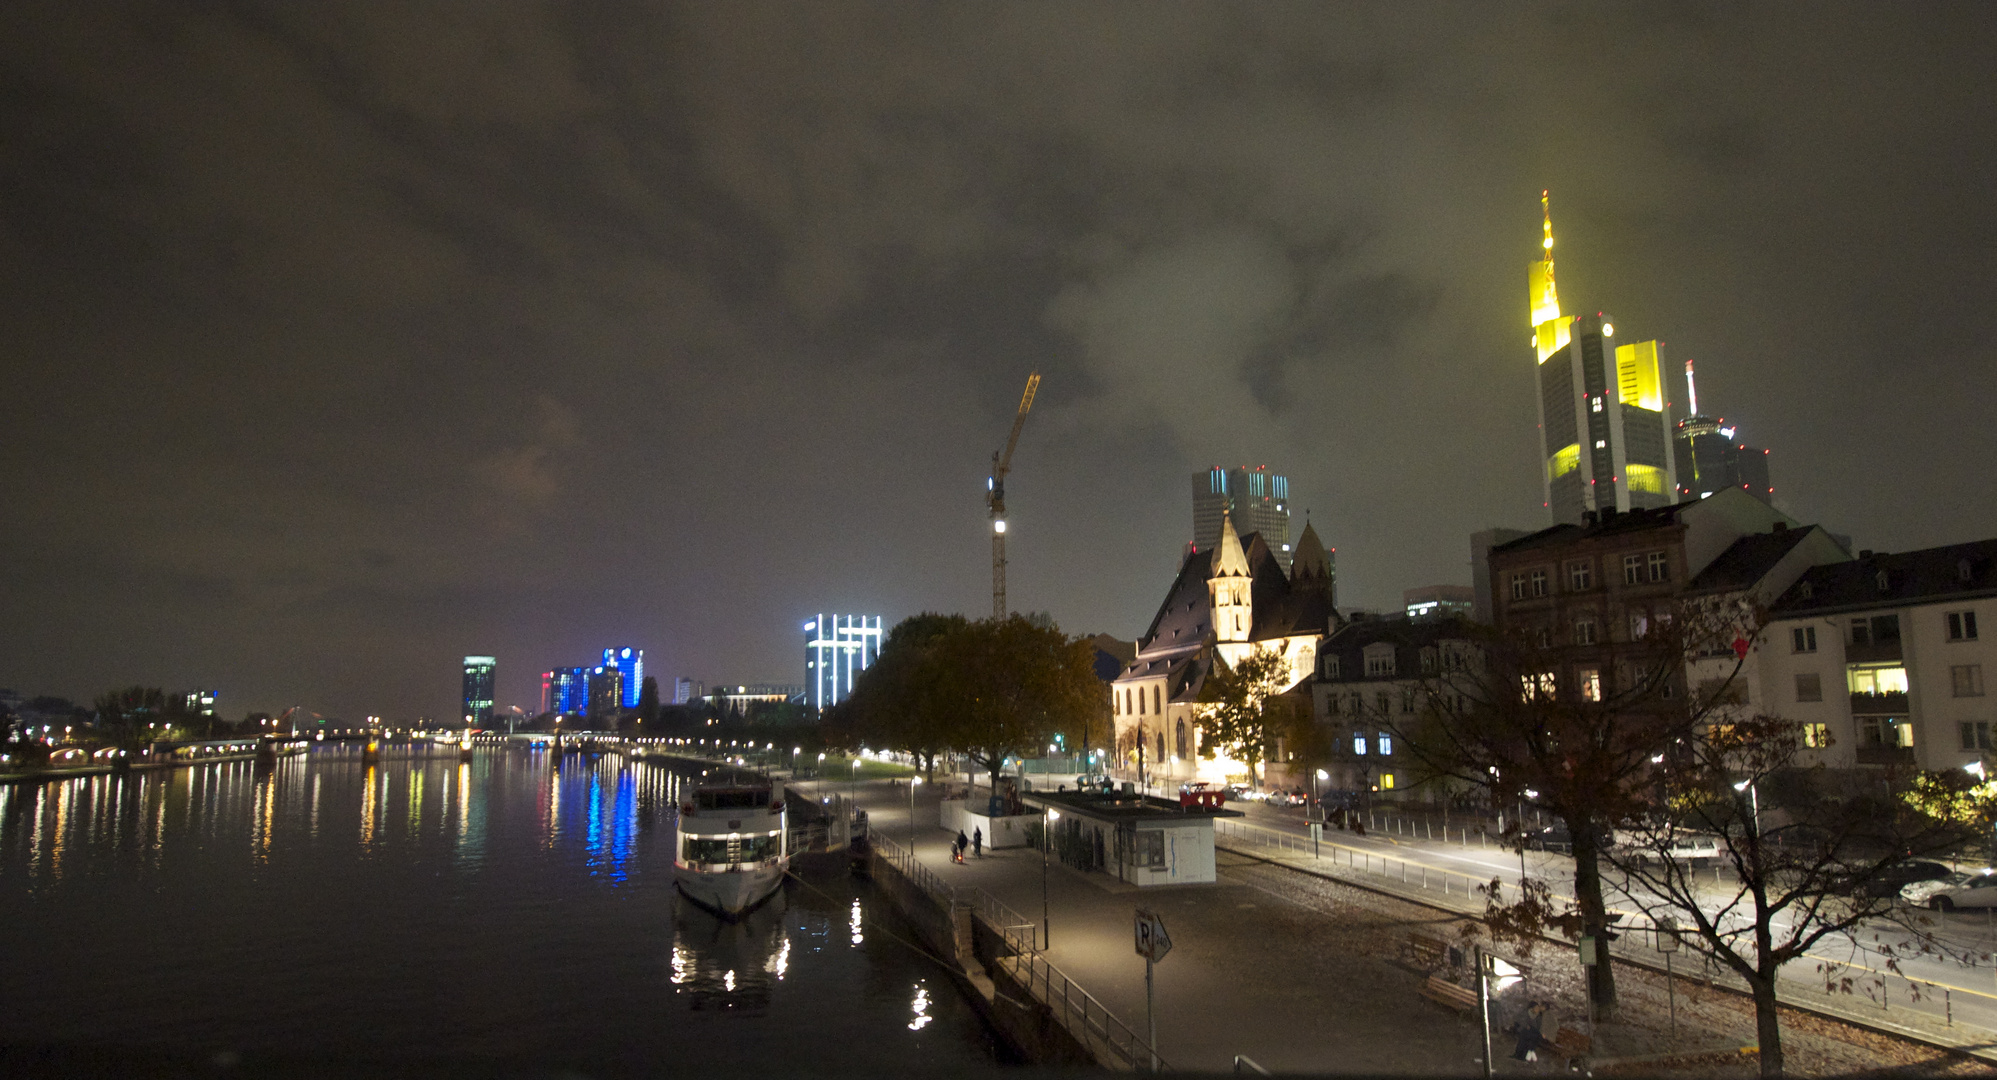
[
  {"x1": 1595, "y1": 440, "x2": 1607, "y2": 449},
  {"x1": 1847, "y1": 666, "x2": 1908, "y2": 695},
  {"x1": 1380, "y1": 773, "x2": 1396, "y2": 790},
  {"x1": 1579, "y1": 668, "x2": 1601, "y2": 701},
  {"x1": 1377, "y1": 733, "x2": 1393, "y2": 756},
  {"x1": 1803, "y1": 723, "x2": 1831, "y2": 749},
  {"x1": 1353, "y1": 734, "x2": 1368, "y2": 756}
]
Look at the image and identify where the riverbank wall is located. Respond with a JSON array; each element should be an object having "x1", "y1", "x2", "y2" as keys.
[{"x1": 862, "y1": 836, "x2": 1148, "y2": 1070}]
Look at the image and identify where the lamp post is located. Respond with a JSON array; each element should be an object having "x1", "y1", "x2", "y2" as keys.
[
  {"x1": 1043, "y1": 808, "x2": 1058, "y2": 950},
  {"x1": 909, "y1": 774, "x2": 922, "y2": 851},
  {"x1": 851, "y1": 757, "x2": 861, "y2": 803},
  {"x1": 1313, "y1": 769, "x2": 1329, "y2": 857},
  {"x1": 1733, "y1": 779, "x2": 1761, "y2": 838}
]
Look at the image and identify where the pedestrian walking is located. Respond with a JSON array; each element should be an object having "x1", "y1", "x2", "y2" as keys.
[
  {"x1": 955, "y1": 830, "x2": 969, "y2": 864},
  {"x1": 972, "y1": 827, "x2": 983, "y2": 858}
]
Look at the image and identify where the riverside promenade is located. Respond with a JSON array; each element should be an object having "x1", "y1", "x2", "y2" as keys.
[{"x1": 832, "y1": 776, "x2": 1488, "y2": 1075}]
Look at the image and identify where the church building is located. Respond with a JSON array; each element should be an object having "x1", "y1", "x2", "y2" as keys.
[{"x1": 1111, "y1": 513, "x2": 1340, "y2": 791}]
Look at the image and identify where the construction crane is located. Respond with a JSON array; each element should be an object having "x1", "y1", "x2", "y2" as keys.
[{"x1": 986, "y1": 371, "x2": 1040, "y2": 620}]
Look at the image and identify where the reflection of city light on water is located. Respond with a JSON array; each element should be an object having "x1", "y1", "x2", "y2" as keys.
[
  {"x1": 723, "y1": 970, "x2": 735, "y2": 992},
  {"x1": 909, "y1": 982, "x2": 932, "y2": 1031},
  {"x1": 670, "y1": 945, "x2": 689, "y2": 986},
  {"x1": 850, "y1": 899, "x2": 864, "y2": 945},
  {"x1": 763, "y1": 935, "x2": 791, "y2": 980}
]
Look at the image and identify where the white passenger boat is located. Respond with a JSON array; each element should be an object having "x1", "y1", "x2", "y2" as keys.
[{"x1": 675, "y1": 778, "x2": 789, "y2": 918}]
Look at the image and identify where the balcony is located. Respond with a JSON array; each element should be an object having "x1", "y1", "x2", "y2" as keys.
[
  {"x1": 1856, "y1": 746, "x2": 1915, "y2": 766},
  {"x1": 1845, "y1": 639, "x2": 1903, "y2": 664},
  {"x1": 1849, "y1": 691, "x2": 1910, "y2": 714}
]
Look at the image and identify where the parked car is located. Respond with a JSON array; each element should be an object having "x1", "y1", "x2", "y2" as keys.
[
  {"x1": 1926, "y1": 872, "x2": 1997, "y2": 911},
  {"x1": 1611, "y1": 830, "x2": 1727, "y2": 868},
  {"x1": 1835, "y1": 859, "x2": 1953, "y2": 899},
  {"x1": 1902, "y1": 870, "x2": 1989, "y2": 907},
  {"x1": 1527, "y1": 824, "x2": 1572, "y2": 852},
  {"x1": 1271, "y1": 788, "x2": 1309, "y2": 807}
]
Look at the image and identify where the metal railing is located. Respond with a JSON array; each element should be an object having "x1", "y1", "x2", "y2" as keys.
[
  {"x1": 867, "y1": 834, "x2": 1166, "y2": 1071},
  {"x1": 1213, "y1": 818, "x2": 1492, "y2": 900}
]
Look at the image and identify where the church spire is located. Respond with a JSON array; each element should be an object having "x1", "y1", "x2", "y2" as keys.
[{"x1": 1209, "y1": 512, "x2": 1251, "y2": 643}]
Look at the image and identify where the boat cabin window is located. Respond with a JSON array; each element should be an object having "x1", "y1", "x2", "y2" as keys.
[
  {"x1": 695, "y1": 789, "x2": 768, "y2": 810},
  {"x1": 739, "y1": 835, "x2": 779, "y2": 863},
  {"x1": 683, "y1": 837, "x2": 732, "y2": 865}
]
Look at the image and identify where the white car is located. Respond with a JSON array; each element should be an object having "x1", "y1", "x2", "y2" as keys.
[
  {"x1": 1925, "y1": 872, "x2": 1997, "y2": 911},
  {"x1": 1901, "y1": 871, "x2": 1986, "y2": 907}
]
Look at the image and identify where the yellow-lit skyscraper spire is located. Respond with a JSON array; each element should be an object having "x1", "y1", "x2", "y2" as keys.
[{"x1": 1529, "y1": 190, "x2": 1570, "y2": 361}]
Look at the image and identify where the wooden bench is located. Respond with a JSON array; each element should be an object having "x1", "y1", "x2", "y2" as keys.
[
  {"x1": 1418, "y1": 975, "x2": 1478, "y2": 1014},
  {"x1": 1408, "y1": 933, "x2": 1448, "y2": 970}
]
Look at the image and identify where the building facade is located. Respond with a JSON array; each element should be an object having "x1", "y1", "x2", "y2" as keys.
[
  {"x1": 541, "y1": 666, "x2": 589, "y2": 717},
  {"x1": 1674, "y1": 416, "x2": 1773, "y2": 505},
  {"x1": 462, "y1": 655, "x2": 496, "y2": 727},
  {"x1": 1529, "y1": 195, "x2": 1677, "y2": 524},
  {"x1": 601, "y1": 647, "x2": 643, "y2": 709},
  {"x1": 673, "y1": 677, "x2": 703, "y2": 706},
  {"x1": 1112, "y1": 514, "x2": 1336, "y2": 791},
  {"x1": 1192, "y1": 466, "x2": 1297, "y2": 573},
  {"x1": 805, "y1": 614, "x2": 883, "y2": 711},
  {"x1": 1755, "y1": 541, "x2": 1997, "y2": 772},
  {"x1": 708, "y1": 684, "x2": 806, "y2": 718},
  {"x1": 1310, "y1": 615, "x2": 1477, "y2": 797}
]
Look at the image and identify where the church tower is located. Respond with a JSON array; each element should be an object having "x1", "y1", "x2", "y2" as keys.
[
  {"x1": 1288, "y1": 518, "x2": 1337, "y2": 611},
  {"x1": 1208, "y1": 512, "x2": 1252, "y2": 643}
]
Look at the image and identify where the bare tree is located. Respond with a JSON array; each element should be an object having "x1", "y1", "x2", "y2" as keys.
[
  {"x1": 1378, "y1": 600, "x2": 1753, "y2": 1011},
  {"x1": 1601, "y1": 710, "x2": 1990, "y2": 1078}
]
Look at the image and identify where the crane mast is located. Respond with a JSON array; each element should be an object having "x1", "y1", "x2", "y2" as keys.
[{"x1": 987, "y1": 372, "x2": 1040, "y2": 619}]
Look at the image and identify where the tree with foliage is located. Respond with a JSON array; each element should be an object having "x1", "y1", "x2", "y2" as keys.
[
  {"x1": 830, "y1": 613, "x2": 969, "y2": 779},
  {"x1": 1197, "y1": 647, "x2": 1297, "y2": 787},
  {"x1": 941, "y1": 615, "x2": 1107, "y2": 791},
  {"x1": 637, "y1": 677, "x2": 661, "y2": 725},
  {"x1": 94, "y1": 686, "x2": 174, "y2": 749},
  {"x1": 1602, "y1": 713, "x2": 1989, "y2": 1078}
]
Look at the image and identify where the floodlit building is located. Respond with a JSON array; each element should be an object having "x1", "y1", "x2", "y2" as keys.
[
  {"x1": 708, "y1": 684, "x2": 806, "y2": 718},
  {"x1": 1529, "y1": 194, "x2": 1676, "y2": 524},
  {"x1": 1112, "y1": 513, "x2": 1337, "y2": 792},
  {"x1": 805, "y1": 614, "x2": 883, "y2": 711},
  {"x1": 673, "y1": 677, "x2": 703, "y2": 706},
  {"x1": 601, "y1": 647, "x2": 643, "y2": 709},
  {"x1": 541, "y1": 666, "x2": 589, "y2": 717},
  {"x1": 182, "y1": 690, "x2": 217, "y2": 717},
  {"x1": 587, "y1": 665, "x2": 624, "y2": 720},
  {"x1": 1192, "y1": 466, "x2": 1297, "y2": 573},
  {"x1": 462, "y1": 655, "x2": 496, "y2": 727}
]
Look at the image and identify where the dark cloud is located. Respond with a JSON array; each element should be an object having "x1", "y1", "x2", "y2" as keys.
[{"x1": 2, "y1": 2, "x2": 1993, "y2": 721}]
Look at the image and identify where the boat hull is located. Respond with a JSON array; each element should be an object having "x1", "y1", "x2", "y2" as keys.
[{"x1": 675, "y1": 861, "x2": 787, "y2": 918}]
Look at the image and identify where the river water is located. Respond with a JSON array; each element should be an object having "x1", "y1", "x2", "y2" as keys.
[{"x1": 0, "y1": 746, "x2": 1001, "y2": 1073}]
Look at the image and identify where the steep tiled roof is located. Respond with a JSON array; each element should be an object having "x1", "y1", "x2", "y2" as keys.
[
  {"x1": 1491, "y1": 502, "x2": 1694, "y2": 556},
  {"x1": 1771, "y1": 539, "x2": 1997, "y2": 616},
  {"x1": 1315, "y1": 615, "x2": 1476, "y2": 685}
]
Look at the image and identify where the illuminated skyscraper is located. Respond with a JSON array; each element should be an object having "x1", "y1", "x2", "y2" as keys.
[
  {"x1": 1673, "y1": 359, "x2": 1774, "y2": 504},
  {"x1": 541, "y1": 666, "x2": 589, "y2": 716},
  {"x1": 1191, "y1": 466, "x2": 1294, "y2": 572},
  {"x1": 462, "y1": 655, "x2": 495, "y2": 727},
  {"x1": 601, "y1": 647, "x2": 643, "y2": 709},
  {"x1": 1530, "y1": 193, "x2": 1677, "y2": 524},
  {"x1": 805, "y1": 614, "x2": 882, "y2": 712}
]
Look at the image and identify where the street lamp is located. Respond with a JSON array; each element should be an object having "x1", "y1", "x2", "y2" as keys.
[
  {"x1": 1733, "y1": 779, "x2": 1761, "y2": 837},
  {"x1": 909, "y1": 774, "x2": 923, "y2": 851},
  {"x1": 1042, "y1": 808, "x2": 1059, "y2": 950},
  {"x1": 1313, "y1": 769, "x2": 1329, "y2": 857}
]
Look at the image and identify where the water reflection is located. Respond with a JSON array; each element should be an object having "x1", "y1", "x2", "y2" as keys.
[{"x1": 669, "y1": 892, "x2": 788, "y2": 1013}]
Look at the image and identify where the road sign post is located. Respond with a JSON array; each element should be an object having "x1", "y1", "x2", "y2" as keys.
[
  {"x1": 1135, "y1": 909, "x2": 1171, "y2": 1071},
  {"x1": 1656, "y1": 916, "x2": 1680, "y2": 1035}
]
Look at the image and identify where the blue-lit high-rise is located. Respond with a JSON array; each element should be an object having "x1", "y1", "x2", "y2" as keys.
[
  {"x1": 602, "y1": 647, "x2": 643, "y2": 709},
  {"x1": 805, "y1": 615, "x2": 882, "y2": 712},
  {"x1": 462, "y1": 655, "x2": 495, "y2": 727}
]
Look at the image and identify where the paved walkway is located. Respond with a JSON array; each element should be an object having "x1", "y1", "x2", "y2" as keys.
[{"x1": 821, "y1": 777, "x2": 1489, "y2": 1075}]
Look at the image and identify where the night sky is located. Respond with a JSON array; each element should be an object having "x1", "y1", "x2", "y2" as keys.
[{"x1": 4, "y1": 3, "x2": 1994, "y2": 723}]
